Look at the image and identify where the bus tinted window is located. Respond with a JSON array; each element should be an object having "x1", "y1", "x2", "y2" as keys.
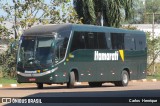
[
  {"x1": 135, "y1": 35, "x2": 146, "y2": 50},
  {"x1": 97, "y1": 32, "x2": 108, "y2": 49},
  {"x1": 71, "y1": 32, "x2": 109, "y2": 52},
  {"x1": 70, "y1": 32, "x2": 85, "y2": 52},
  {"x1": 85, "y1": 32, "x2": 98, "y2": 49},
  {"x1": 54, "y1": 31, "x2": 70, "y2": 62},
  {"x1": 124, "y1": 34, "x2": 136, "y2": 50},
  {"x1": 58, "y1": 31, "x2": 70, "y2": 51},
  {"x1": 111, "y1": 33, "x2": 124, "y2": 49},
  {"x1": 106, "y1": 33, "x2": 111, "y2": 49}
]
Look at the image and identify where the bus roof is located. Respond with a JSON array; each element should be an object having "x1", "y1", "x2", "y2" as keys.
[
  {"x1": 23, "y1": 24, "x2": 145, "y2": 36},
  {"x1": 23, "y1": 24, "x2": 72, "y2": 36}
]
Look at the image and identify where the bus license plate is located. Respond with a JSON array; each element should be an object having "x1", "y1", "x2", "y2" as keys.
[{"x1": 29, "y1": 78, "x2": 36, "y2": 81}]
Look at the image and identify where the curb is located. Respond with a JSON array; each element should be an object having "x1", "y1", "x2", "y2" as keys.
[
  {"x1": 151, "y1": 79, "x2": 157, "y2": 82},
  {"x1": 0, "y1": 80, "x2": 159, "y2": 88},
  {"x1": 131, "y1": 79, "x2": 158, "y2": 82},
  {"x1": 0, "y1": 82, "x2": 83, "y2": 88},
  {"x1": 0, "y1": 84, "x2": 18, "y2": 88},
  {"x1": 10, "y1": 84, "x2": 17, "y2": 87},
  {"x1": 75, "y1": 82, "x2": 82, "y2": 85}
]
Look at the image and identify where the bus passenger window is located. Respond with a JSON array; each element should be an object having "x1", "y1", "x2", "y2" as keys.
[
  {"x1": 97, "y1": 32, "x2": 108, "y2": 49},
  {"x1": 135, "y1": 36, "x2": 146, "y2": 50},
  {"x1": 111, "y1": 33, "x2": 124, "y2": 49},
  {"x1": 71, "y1": 31, "x2": 109, "y2": 51},
  {"x1": 106, "y1": 33, "x2": 111, "y2": 49},
  {"x1": 70, "y1": 32, "x2": 85, "y2": 52},
  {"x1": 124, "y1": 34, "x2": 136, "y2": 50},
  {"x1": 85, "y1": 32, "x2": 98, "y2": 49}
]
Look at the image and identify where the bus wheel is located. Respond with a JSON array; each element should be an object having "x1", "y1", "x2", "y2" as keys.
[
  {"x1": 67, "y1": 71, "x2": 75, "y2": 88},
  {"x1": 37, "y1": 83, "x2": 43, "y2": 89},
  {"x1": 114, "y1": 71, "x2": 129, "y2": 86},
  {"x1": 88, "y1": 82, "x2": 102, "y2": 87}
]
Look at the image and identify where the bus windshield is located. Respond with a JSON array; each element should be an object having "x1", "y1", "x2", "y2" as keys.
[{"x1": 18, "y1": 36, "x2": 55, "y2": 69}]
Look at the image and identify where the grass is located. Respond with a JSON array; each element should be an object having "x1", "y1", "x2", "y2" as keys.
[
  {"x1": 0, "y1": 78, "x2": 17, "y2": 84},
  {"x1": 146, "y1": 71, "x2": 160, "y2": 80},
  {"x1": 147, "y1": 75, "x2": 160, "y2": 80}
]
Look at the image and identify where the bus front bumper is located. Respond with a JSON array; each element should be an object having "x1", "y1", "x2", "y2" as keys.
[{"x1": 16, "y1": 67, "x2": 60, "y2": 83}]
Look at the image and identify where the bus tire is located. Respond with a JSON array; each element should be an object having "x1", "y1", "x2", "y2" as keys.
[
  {"x1": 67, "y1": 71, "x2": 75, "y2": 88},
  {"x1": 37, "y1": 83, "x2": 43, "y2": 89},
  {"x1": 88, "y1": 82, "x2": 102, "y2": 87},
  {"x1": 114, "y1": 71, "x2": 129, "y2": 86}
]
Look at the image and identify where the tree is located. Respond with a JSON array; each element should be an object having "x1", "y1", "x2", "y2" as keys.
[
  {"x1": 131, "y1": 0, "x2": 160, "y2": 24},
  {"x1": 123, "y1": 0, "x2": 160, "y2": 24},
  {"x1": 3, "y1": 1, "x2": 51, "y2": 27},
  {"x1": 144, "y1": 0, "x2": 160, "y2": 74},
  {"x1": 49, "y1": 0, "x2": 81, "y2": 24},
  {"x1": 127, "y1": 0, "x2": 146, "y2": 24},
  {"x1": 0, "y1": 17, "x2": 11, "y2": 38},
  {"x1": 1, "y1": 0, "x2": 50, "y2": 39},
  {"x1": 145, "y1": 0, "x2": 160, "y2": 24},
  {"x1": 0, "y1": 25, "x2": 12, "y2": 39},
  {"x1": 74, "y1": 0, "x2": 133, "y2": 27},
  {"x1": 146, "y1": 32, "x2": 160, "y2": 74},
  {"x1": 0, "y1": 39, "x2": 18, "y2": 78},
  {"x1": 1, "y1": 0, "x2": 81, "y2": 39}
]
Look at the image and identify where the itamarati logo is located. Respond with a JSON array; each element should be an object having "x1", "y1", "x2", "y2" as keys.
[{"x1": 94, "y1": 50, "x2": 124, "y2": 61}]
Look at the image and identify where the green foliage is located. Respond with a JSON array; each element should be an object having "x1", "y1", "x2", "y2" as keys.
[
  {"x1": 0, "y1": 25, "x2": 12, "y2": 38},
  {"x1": 121, "y1": 25, "x2": 137, "y2": 30},
  {"x1": 0, "y1": 40, "x2": 18, "y2": 78},
  {"x1": 0, "y1": 0, "x2": 81, "y2": 39},
  {"x1": 74, "y1": 0, "x2": 133, "y2": 27},
  {"x1": 146, "y1": 32, "x2": 160, "y2": 74},
  {"x1": 146, "y1": 0, "x2": 160, "y2": 13},
  {"x1": 145, "y1": 0, "x2": 160, "y2": 24},
  {"x1": 127, "y1": 0, "x2": 145, "y2": 24},
  {"x1": 0, "y1": 17, "x2": 4, "y2": 23},
  {"x1": 1, "y1": 0, "x2": 52, "y2": 38},
  {"x1": 130, "y1": 0, "x2": 160, "y2": 24},
  {"x1": 50, "y1": 0, "x2": 82, "y2": 24}
]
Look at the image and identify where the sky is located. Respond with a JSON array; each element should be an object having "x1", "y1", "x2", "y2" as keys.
[
  {"x1": 0, "y1": 0, "x2": 56, "y2": 17},
  {"x1": 0, "y1": 0, "x2": 74, "y2": 20}
]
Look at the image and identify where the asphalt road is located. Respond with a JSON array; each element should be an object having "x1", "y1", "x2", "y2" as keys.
[{"x1": 0, "y1": 81, "x2": 160, "y2": 106}]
